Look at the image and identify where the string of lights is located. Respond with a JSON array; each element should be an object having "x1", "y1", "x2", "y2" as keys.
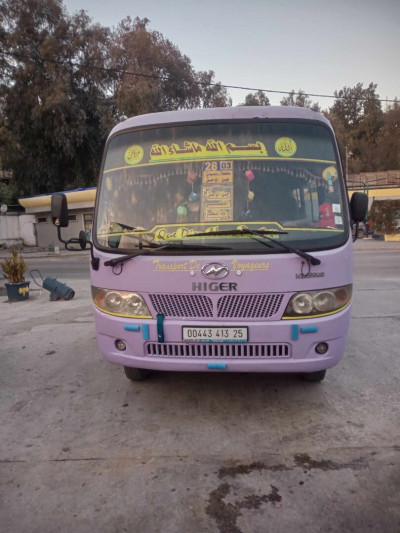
[{"x1": 1, "y1": 50, "x2": 398, "y2": 103}]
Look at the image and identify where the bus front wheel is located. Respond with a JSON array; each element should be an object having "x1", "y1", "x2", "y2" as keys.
[
  {"x1": 301, "y1": 370, "x2": 326, "y2": 382},
  {"x1": 124, "y1": 366, "x2": 150, "y2": 381}
]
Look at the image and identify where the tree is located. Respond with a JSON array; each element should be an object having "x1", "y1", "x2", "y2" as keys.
[
  {"x1": 328, "y1": 83, "x2": 383, "y2": 173},
  {"x1": 240, "y1": 90, "x2": 270, "y2": 106},
  {"x1": 330, "y1": 82, "x2": 380, "y2": 130},
  {"x1": 280, "y1": 90, "x2": 320, "y2": 111},
  {"x1": 0, "y1": 0, "x2": 114, "y2": 196},
  {"x1": 0, "y1": 5, "x2": 232, "y2": 197},
  {"x1": 108, "y1": 17, "x2": 230, "y2": 118},
  {"x1": 375, "y1": 99, "x2": 400, "y2": 170},
  {"x1": 196, "y1": 70, "x2": 232, "y2": 108}
]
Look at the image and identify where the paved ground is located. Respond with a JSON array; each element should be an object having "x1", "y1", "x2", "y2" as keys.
[{"x1": 0, "y1": 239, "x2": 399, "y2": 532}]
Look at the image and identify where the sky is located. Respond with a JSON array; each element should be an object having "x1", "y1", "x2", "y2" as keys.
[{"x1": 63, "y1": 0, "x2": 400, "y2": 110}]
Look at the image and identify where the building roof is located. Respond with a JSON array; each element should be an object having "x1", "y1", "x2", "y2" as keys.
[{"x1": 19, "y1": 187, "x2": 96, "y2": 209}]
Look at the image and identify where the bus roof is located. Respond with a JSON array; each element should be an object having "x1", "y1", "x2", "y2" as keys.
[{"x1": 110, "y1": 106, "x2": 332, "y2": 138}]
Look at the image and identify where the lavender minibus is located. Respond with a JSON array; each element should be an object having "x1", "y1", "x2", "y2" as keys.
[{"x1": 52, "y1": 106, "x2": 367, "y2": 382}]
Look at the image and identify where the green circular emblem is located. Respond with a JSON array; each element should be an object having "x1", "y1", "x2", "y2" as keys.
[{"x1": 275, "y1": 137, "x2": 297, "y2": 157}]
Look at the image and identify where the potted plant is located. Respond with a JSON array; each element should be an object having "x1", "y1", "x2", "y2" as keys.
[{"x1": 1, "y1": 247, "x2": 30, "y2": 300}]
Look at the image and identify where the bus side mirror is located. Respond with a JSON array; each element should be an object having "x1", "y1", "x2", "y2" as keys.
[
  {"x1": 51, "y1": 193, "x2": 69, "y2": 227},
  {"x1": 350, "y1": 192, "x2": 368, "y2": 222}
]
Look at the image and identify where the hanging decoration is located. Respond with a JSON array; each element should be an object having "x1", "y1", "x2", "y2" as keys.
[
  {"x1": 187, "y1": 169, "x2": 198, "y2": 203},
  {"x1": 241, "y1": 208, "x2": 253, "y2": 220},
  {"x1": 186, "y1": 170, "x2": 197, "y2": 184},
  {"x1": 177, "y1": 205, "x2": 188, "y2": 217},
  {"x1": 243, "y1": 169, "x2": 256, "y2": 218},
  {"x1": 187, "y1": 198, "x2": 200, "y2": 214},
  {"x1": 245, "y1": 169, "x2": 255, "y2": 182}
]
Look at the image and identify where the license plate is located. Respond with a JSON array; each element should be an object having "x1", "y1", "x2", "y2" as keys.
[{"x1": 182, "y1": 327, "x2": 248, "y2": 343}]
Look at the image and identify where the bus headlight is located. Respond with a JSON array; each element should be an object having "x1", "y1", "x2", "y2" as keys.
[
  {"x1": 313, "y1": 291, "x2": 336, "y2": 312},
  {"x1": 105, "y1": 291, "x2": 124, "y2": 313},
  {"x1": 92, "y1": 287, "x2": 152, "y2": 318},
  {"x1": 291, "y1": 293, "x2": 313, "y2": 315},
  {"x1": 283, "y1": 284, "x2": 352, "y2": 318}
]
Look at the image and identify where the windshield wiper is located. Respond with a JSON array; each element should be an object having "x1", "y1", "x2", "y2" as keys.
[
  {"x1": 192, "y1": 229, "x2": 321, "y2": 265},
  {"x1": 104, "y1": 241, "x2": 230, "y2": 267}
]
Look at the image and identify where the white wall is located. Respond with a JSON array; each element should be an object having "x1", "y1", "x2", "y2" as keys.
[
  {"x1": 35, "y1": 209, "x2": 92, "y2": 247},
  {"x1": 19, "y1": 215, "x2": 37, "y2": 246},
  {"x1": 0, "y1": 214, "x2": 37, "y2": 247}
]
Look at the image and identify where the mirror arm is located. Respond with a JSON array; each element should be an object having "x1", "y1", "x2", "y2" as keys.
[
  {"x1": 352, "y1": 221, "x2": 359, "y2": 242},
  {"x1": 56, "y1": 226, "x2": 99, "y2": 271},
  {"x1": 56, "y1": 225, "x2": 68, "y2": 245}
]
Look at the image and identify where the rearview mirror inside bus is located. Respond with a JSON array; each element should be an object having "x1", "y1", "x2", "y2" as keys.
[
  {"x1": 350, "y1": 192, "x2": 368, "y2": 222},
  {"x1": 51, "y1": 193, "x2": 69, "y2": 227}
]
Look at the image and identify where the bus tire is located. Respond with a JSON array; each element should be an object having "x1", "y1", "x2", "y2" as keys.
[
  {"x1": 124, "y1": 366, "x2": 150, "y2": 381},
  {"x1": 301, "y1": 370, "x2": 326, "y2": 382}
]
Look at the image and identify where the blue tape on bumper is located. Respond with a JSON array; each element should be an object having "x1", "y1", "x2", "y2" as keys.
[
  {"x1": 142, "y1": 323, "x2": 149, "y2": 340},
  {"x1": 208, "y1": 363, "x2": 227, "y2": 370},
  {"x1": 300, "y1": 326, "x2": 318, "y2": 334},
  {"x1": 124, "y1": 324, "x2": 140, "y2": 332},
  {"x1": 291, "y1": 325, "x2": 299, "y2": 340}
]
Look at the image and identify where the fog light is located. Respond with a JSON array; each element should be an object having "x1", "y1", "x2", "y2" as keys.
[
  {"x1": 315, "y1": 342, "x2": 328, "y2": 354},
  {"x1": 115, "y1": 339, "x2": 126, "y2": 351}
]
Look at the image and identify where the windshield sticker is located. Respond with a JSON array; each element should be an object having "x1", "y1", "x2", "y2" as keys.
[
  {"x1": 322, "y1": 166, "x2": 338, "y2": 192},
  {"x1": 124, "y1": 145, "x2": 144, "y2": 165},
  {"x1": 200, "y1": 160, "x2": 234, "y2": 222},
  {"x1": 202, "y1": 189, "x2": 233, "y2": 221},
  {"x1": 97, "y1": 222, "x2": 344, "y2": 241},
  {"x1": 334, "y1": 215, "x2": 343, "y2": 225},
  {"x1": 154, "y1": 223, "x2": 279, "y2": 240},
  {"x1": 149, "y1": 140, "x2": 268, "y2": 163},
  {"x1": 202, "y1": 161, "x2": 233, "y2": 184},
  {"x1": 275, "y1": 137, "x2": 297, "y2": 157},
  {"x1": 332, "y1": 203, "x2": 341, "y2": 213}
]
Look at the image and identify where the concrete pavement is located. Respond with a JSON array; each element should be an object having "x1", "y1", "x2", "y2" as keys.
[{"x1": 0, "y1": 241, "x2": 399, "y2": 532}]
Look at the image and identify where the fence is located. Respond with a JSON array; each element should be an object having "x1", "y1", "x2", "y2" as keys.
[{"x1": 348, "y1": 170, "x2": 400, "y2": 189}]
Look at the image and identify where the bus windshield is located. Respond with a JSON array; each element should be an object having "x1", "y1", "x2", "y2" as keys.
[{"x1": 95, "y1": 121, "x2": 348, "y2": 253}]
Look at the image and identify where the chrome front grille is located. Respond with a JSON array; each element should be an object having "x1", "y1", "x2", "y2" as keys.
[
  {"x1": 146, "y1": 342, "x2": 291, "y2": 358},
  {"x1": 149, "y1": 293, "x2": 285, "y2": 319}
]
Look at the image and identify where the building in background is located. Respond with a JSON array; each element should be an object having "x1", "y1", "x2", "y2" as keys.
[
  {"x1": 347, "y1": 171, "x2": 400, "y2": 241},
  {"x1": 17, "y1": 188, "x2": 96, "y2": 248}
]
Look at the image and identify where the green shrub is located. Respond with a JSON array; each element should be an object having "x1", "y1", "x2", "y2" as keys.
[
  {"x1": 1, "y1": 247, "x2": 27, "y2": 283},
  {"x1": 369, "y1": 199, "x2": 400, "y2": 234}
]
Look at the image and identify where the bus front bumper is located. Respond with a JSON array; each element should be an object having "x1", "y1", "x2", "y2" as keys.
[{"x1": 93, "y1": 306, "x2": 351, "y2": 374}]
